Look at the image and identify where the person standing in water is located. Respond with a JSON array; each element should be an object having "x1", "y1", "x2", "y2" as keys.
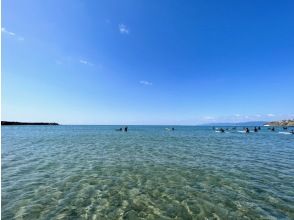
[{"x1": 124, "y1": 126, "x2": 128, "y2": 132}]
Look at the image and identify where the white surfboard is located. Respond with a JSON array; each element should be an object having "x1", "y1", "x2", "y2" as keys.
[{"x1": 278, "y1": 132, "x2": 291, "y2": 135}]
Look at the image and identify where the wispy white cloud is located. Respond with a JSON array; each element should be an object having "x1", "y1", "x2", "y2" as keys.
[
  {"x1": 2, "y1": 27, "x2": 24, "y2": 41},
  {"x1": 119, "y1": 24, "x2": 129, "y2": 34},
  {"x1": 55, "y1": 57, "x2": 97, "y2": 67},
  {"x1": 203, "y1": 116, "x2": 215, "y2": 120},
  {"x1": 139, "y1": 80, "x2": 152, "y2": 86},
  {"x1": 1, "y1": 27, "x2": 15, "y2": 36},
  {"x1": 267, "y1": 113, "x2": 275, "y2": 117},
  {"x1": 79, "y1": 59, "x2": 94, "y2": 66}
]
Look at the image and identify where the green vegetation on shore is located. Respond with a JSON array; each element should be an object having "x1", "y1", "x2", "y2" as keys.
[{"x1": 1, "y1": 121, "x2": 59, "y2": 126}]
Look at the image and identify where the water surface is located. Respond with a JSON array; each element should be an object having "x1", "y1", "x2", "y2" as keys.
[{"x1": 2, "y1": 126, "x2": 294, "y2": 219}]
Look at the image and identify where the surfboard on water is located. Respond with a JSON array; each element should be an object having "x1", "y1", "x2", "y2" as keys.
[
  {"x1": 278, "y1": 132, "x2": 292, "y2": 135},
  {"x1": 215, "y1": 130, "x2": 228, "y2": 133},
  {"x1": 238, "y1": 130, "x2": 247, "y2": 133}
]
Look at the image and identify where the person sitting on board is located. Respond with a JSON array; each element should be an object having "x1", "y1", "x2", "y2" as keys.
[
  {"x1": 258, "y1": 126, "x2": 261, "y2": 130},
  {"x1": 271, "y1": 127, "x2": 275, "y2": 132},
  {"x1": 124, "y1": 126, "x2": 128, "y2": 132},
  {"x1": 220, "y1": 128, "x2": 225, "y2": 133},
  {"x1": 245, "y1": 128, "x2": 250, "y2": 133},
  {"x1": 254, "y1": 127, "x2": 258, "y2": 132}
]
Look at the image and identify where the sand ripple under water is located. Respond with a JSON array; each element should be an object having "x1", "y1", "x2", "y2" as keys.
[{"x1": 2, "y1": 126, "x2": 294, "y2": 219}]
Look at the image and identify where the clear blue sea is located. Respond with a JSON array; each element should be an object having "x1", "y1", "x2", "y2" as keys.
[{"x1": 1, "y1": 125, "x2": 294, "y2": 219}]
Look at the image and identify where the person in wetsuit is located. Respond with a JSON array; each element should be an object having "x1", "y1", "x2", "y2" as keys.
[
  {"x1": 245, "y1": 128, "x2": 250, "y2": 133},
  {"x1": 124, "y1": 126, "x2": 128, "y2": 132},
  {"x1": 254, "y1": 127, "x2": 258, "y2": 132}
]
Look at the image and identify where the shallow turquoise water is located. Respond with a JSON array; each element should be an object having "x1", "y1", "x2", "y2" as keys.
[{"x1": 2, "y1": 125, "x2": 294, "y2": 219}]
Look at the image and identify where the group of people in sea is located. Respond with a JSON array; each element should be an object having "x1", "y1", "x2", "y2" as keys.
[
  {"x1": 283, "y1": 127, "x2": 294, "y2": 134},
  {"x1": 244, "y1": 126, "x2": 261, "y2": 133},
  {"x1": 213, "y1": 126, "x2": 294, "y2": 134},
  {"x1": 116, "y1": 126, "x2": 128, "y2": 132},
  {"x1": 213, "y1": 127, "x2": 239, "y2": 133},
  {"x1": 115, "y1": 126, "x2": 294, "y2": 134}
]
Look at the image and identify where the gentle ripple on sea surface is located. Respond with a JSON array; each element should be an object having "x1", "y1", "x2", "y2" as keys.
[{"x1": 1, "y1": 125, "x2": 294, "y2": 219}]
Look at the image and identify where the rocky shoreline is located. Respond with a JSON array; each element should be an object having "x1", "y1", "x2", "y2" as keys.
[
  {"x1": 1, "y1": 121, "x2": 59, "y2": 126},
  {"x1": 265, "y1": 119, "x2": 294, "y2": 127}
]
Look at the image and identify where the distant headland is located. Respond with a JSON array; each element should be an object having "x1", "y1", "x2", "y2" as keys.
[
  {"x1": 202, "y1": 120, "x2": 294, "y2": 127},
  {"x1": 1, "y1": 121, "x2": 59, "y2": 126},
  {"x1": 203, "y1": 121, "x2": 266, "y2": 126},
  {"x1": 264, "y1": 119, "x2": 294, "y2": 127}
]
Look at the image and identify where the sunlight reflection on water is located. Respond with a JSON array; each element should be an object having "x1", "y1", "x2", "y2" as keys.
[{"x1": 2, "y1": 125, "x2": 294, "y2": 219}]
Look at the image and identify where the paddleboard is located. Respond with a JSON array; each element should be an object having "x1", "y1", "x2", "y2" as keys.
[
  {"x1": 215, "y1": 130, "x2": 228, "y2": 133},
  {"x1": 238, "y1": 131, "x2": 247, "y2": 133},
  {"x1": 279, "y1": 132, "x2": 292, "y2": 135}
]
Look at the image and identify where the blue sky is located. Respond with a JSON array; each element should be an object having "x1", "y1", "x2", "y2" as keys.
[{"x1": 2, "y1": 0, "x2": 294, "y2": 125}]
